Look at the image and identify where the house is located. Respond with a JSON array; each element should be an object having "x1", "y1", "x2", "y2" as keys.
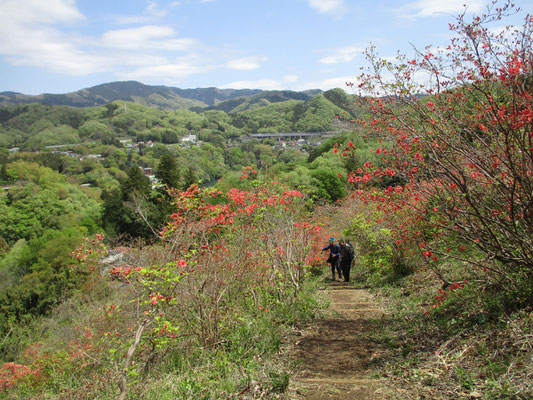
[{"x1": 181, "y1": 134, "x2": 197, "y2": 143}]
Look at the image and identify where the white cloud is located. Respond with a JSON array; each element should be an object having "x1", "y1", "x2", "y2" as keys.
[
  {"x1": 226, "y1": 56, "x2": 267, "y2": 70},
  {"x1": 308, "y1": 0, "x2": 344, "y2": 14},
  {"x1": 319, "y1": 45, "x2": 362, "y2": 64},
  {"x1": 0, "y1": 0, "x2": 214, "y2": 82},
  {"x1": 297, "y1": 76, "x2": 355, "y2": 91},
  {"x1": 399, "y1": 0, "x2": 487, "y2": 18},
  {"x1": 0, "y1": 0, "x2": 109, "y2": 75},
  {"x1": 117, "y1": 59, "x2": 213, "y2": 83},
  {"x1": 115, "y1": 1, "x2": 172, "y2": 24},
  {"x1": 220, "y1": 79, "x2": 283, "y2": 90},
  {"x1": 101, "y1": 26, "x2": 197, "y2": 51},
  {"x1": 283, "y1": 75, "x2": 299, "y2": 83},
  {"x1": 146, "y1": 1, "x2": 168, "y2": 18},
  {"x1": 0, "y1": 0, "x2": 84, "y2": 24}
]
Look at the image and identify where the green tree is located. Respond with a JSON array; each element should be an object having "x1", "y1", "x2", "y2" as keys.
[
  {"x1": 102, "y1": 188, "x2": 124, "y2": 237},
  {"x1": 122, "y1": 166, "x2": 150, "y2": 199},
  {"x1": 162, "y1": 129, "x2": 179, "y2": 144},
  {"x1": 78, "y1": 120, "x2": 115, "y2": 141},
  {"x1": 103, "y1": 167, "x2": 164, "y2": 239},
  {"x1": 156, "y1": 154, "x2": 181, "y2": 189},
  {"x1": 0, "y1": 236, "x2": 8, "y2": 255},
  {"x1": 0, "y1": 163, "x2": 8, "y2": 183},
  {"x1": 310, "y1": 168, "x2": 346, "y2": 202},
  {"x1": 183, "y1": 166, "x2": 197, "y2": 189}
]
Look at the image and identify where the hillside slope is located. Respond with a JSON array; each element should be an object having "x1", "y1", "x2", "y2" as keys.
[
  {"x1": 193, "y1": 89, "x2": 322, "y2": 113},
  {"x1": 0, "y1": 81, "x2": 319, "y2": 110}
]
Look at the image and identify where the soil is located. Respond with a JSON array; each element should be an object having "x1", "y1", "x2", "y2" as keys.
[{"x1": 288, "y1": 281, "x2": 395, "y2": 400}]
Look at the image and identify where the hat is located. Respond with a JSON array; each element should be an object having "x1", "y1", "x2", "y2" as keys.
[{"x1": 329, "y1": 237, "x2": 335, "y2": 241}]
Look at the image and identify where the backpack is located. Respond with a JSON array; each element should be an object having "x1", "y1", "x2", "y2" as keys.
[{"x1": 345, "y1": 242, "x2": 355, "y2": 261}]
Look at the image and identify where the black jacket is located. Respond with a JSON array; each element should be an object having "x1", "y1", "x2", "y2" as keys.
[{"x1": 339, "y1": 244, "x2": 353, "y2": 262}]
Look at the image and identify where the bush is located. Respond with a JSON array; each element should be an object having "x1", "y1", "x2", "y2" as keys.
[{"x1": 345, "y1": 0, "x2": 533, "y2": 308}]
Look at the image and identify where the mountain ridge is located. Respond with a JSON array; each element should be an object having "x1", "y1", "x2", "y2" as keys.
[{"x1": 0, "y1": 81, "x2": 322, "y2": 110}]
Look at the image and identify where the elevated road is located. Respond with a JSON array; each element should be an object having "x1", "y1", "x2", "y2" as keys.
[{"x1": 251, "y1": 132, "x2": 337, "y2": 140}]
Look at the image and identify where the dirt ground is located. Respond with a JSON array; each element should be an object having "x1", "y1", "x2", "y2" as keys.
[{"x1": 288, "y1": 282, "x2": 395, "y2": 400}]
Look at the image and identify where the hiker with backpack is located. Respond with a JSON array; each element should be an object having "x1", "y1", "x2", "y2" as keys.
[
  {"x1": 322, "y1": 237, "x2": 342, "y2": 281},
  {"x1": 338, "y1": 239, "x2": 355, "y2": 282}
]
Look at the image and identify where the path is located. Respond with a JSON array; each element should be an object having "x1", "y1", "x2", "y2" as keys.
[{"x1": 288, "y1": 282, "x2": 393, "y2": 400}]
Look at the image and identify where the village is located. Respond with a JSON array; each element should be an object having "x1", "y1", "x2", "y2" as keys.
[{"x1": 2, "y1": 131, "x2": 336, "y2": 190}]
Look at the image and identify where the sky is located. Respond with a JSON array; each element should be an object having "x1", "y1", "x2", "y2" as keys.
[{"x1": 0, "y1": 0, "x2": 531, "y2": 95}]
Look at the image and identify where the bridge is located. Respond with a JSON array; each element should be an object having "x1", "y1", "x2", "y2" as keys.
[{"x1": 251, "y1": 132, "x2": 337, "y2": 140}]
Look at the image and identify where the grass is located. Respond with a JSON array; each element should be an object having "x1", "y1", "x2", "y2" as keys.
[
  {"x1": 127, "y1": 276, "x2": 324, "y2": 399},
  {"x1": 0, "y1": 274, "x2": 324, "y2": 399},
  {"x1": 352, "y1": 261, "x2": 533, "y2": 400}
]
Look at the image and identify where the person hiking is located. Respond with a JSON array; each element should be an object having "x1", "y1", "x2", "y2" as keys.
[
  {"x1": 338, "y1": 239, "x2": 355, "y2": 282},
  {"x1": 322, "y1": 237, "x2": 341, "y2": 281}
]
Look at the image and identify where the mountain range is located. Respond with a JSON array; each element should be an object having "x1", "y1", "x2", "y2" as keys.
[{"x1": 0, "y1": 81, "x2": 321, "y2": 111}]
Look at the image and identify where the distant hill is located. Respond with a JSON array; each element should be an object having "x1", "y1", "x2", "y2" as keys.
[
  {"x1": 192, "y1": 89, "x2": 322, "y2": 113},
  {"x1": 0, "y1": 81, "x2": 320, "y2": 110},
  {"x1": 0, "y1": 88, "x2": 362, "y2": 149}
]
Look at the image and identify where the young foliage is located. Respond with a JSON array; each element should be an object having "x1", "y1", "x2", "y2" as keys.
[{"x1": 344, "y1": 1, "x2": 532, "y2": 306}]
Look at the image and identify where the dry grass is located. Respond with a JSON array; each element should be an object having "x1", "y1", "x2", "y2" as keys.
[{"x1": 366, "y1": 273, "x2": 533, "y2": 400}]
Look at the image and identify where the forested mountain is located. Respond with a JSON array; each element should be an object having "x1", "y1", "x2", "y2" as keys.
[
  {"x1": 0, "y1": 81, "x2": 318, "y2": 110},
  {"x1": 192, "y1": 89, "x2": 322, "y2": 113},
  {"x1": 0, "y1": 88, "x2": 357, "y2": 149}
]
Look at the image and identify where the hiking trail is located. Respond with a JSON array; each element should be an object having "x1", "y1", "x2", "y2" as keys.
[{"x1": 288, "y1": 281, "x2": 394, "y2": 400}]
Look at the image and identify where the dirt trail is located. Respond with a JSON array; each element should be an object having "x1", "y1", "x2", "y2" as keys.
[{"x1": 288, "y1": 282, "x2": 393, "y2": 400}]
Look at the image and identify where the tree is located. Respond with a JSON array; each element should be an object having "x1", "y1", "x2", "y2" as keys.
[
  {"x1": 102, "y1": 167, "x2": 163, "y2": 239},
  {"x1": 308, "y1": 135, "x2": 343, "y2": 163},
  {"x1": 0, "y1": 236, "x2": 8, "y2": 255},
  {"x1": 350, "y1": 1, "x2": 532, "y2": 305},
  {"x1": 102, "y1": 188, "x2": 124, "y2": 237},
  {"x1": 155, "y1": 154, "x2": 181, "y2": 189},
  {"x1": 161, "y1": 129, "x2": 179, "y2": 144},
  {"x1": 0, "y1": 163, "x2": 8, "y2": 183},
  {"x1": 183, "y1": 166, "x2": 197, "y2": 190},
  {"x1": 122, "y1": 167, "x2": 150, "y2": 199},
  {"x1": 103, "y1": 103, "x2": 119, "y2": 118},
  {"x1": 310, "y1": 168, "x2": 346, "y2": 202},
  {"x1": 78, "y1": 120, "x2": 115, "y2": 141}
]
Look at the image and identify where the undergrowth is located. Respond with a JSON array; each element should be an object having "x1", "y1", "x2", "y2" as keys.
[
  {"x1": 351, "y1": 261, "x2": 532, "y2": 400},
  {"x1": 0, "y1": 274, "x2": 323, "y2": 400}
]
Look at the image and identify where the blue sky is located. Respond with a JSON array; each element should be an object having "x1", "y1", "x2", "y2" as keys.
[{"x1": 0, "y1": 0, "x2": 531, "y2": 95}]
